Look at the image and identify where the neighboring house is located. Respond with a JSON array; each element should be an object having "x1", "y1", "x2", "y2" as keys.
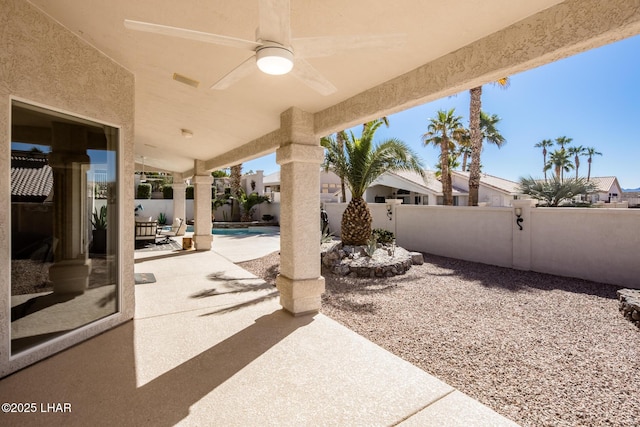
[
  {"x1": 586, "y1": 176, "x2": 624, "y2": 203},
  {"x1": 451, "y1": 171, "x2": 521, "y2": 207},
  {"x1": 264, "y1": 170, "x2": 343, "y2": 204},
  {"x1": 11, "y1": 150, "x2": 53, "y2": 204},
  {"x1": 365, "y1": 170, "x2": 467, "y2": 206}
]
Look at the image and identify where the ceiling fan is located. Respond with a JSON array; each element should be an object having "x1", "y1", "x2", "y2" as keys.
[{"x1": 124, "y1": 0, "x2": 404, "y2": 95}]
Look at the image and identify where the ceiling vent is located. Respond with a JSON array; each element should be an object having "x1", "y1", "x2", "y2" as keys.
[{"x1": 172, "y1": 73, "x2": 200, "y2": 88}]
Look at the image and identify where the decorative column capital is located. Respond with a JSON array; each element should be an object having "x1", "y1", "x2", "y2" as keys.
[{"x1": 276, "y1": 144, "x2": 324, "y2": 166}]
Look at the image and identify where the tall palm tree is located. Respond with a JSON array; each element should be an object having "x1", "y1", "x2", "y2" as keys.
[
  {"x1": 323, "y1": 121, "x2": 424, "y2": 245},
  {"x1": 567, "y1": 145, "x2": 585, "y2": 179},
  {"x1": 555, "y1": 136, "x2": 573, "y2": 150},
  {"x1": 229, "y1": 164, "x2": 242, "y2": 221},
  {"x1": 553, "y1": 137, "x2": 573, "y2": 181},
  {"x1": 456, "y1": 137, "x2": 472, "y2": 171},
  {"x1": 468, "y1": 77, "x2": 509, "y2": 206},
  {"x1": 434, "y1": 153, "x2": 461, "y2": 179},
  {"x1": 545, "y1": 149, "x2": 574, "y2": 181},
  {"x1": 585, "y1": 147, "x2": 602, "y2": 181},
  {"x1": 534, "y1": 139, "x2": 554, "y2": 181},
  {"x1": 422, "y1": 109, "x2": 464, "y2": 206}
]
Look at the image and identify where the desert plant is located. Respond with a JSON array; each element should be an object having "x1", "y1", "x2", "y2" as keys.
[
  {"x1": 157, "y1": 212, "x2": 167, "y2": 225},
  {"x1": 518, "y1": 176, "x2": 596, "y2": 207},
  {"x1": 91, "y1": 206, "x2": 107, "y2": 230},
  {"x1": 136, "y1": 183, "x2": 152, "y2": 199},
  {"x1": 364, "y1": 235, "x2": 378, "y2": 257},
  {"x1": 372, "y1": 228, "x2": 395, "y2": 245},
  {"x1": 321, "y1": 225, "x2": 334, "y2": 244}
]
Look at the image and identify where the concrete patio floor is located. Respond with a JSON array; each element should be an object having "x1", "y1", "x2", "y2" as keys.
[{"x1": 0, "y1": 234, "x2": 519, "y2": 426}]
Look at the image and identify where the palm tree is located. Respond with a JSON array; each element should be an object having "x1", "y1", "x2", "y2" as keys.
[
  {"x1": 456, "y1": 137, "x2": 472, "y2": 171},
  {"x1": 534, "y1": 139, "x2": 554, "y2": 181},
  {"x1": 468, "y1": 78, "x2": 509, "y2": 206},
  {"x1": 585, "y1": 147, "x2": 602, "y2": 181},
  {"x1": 323, "y1": 117, "x2": 390, "y2": 203},
  {"x1": 567, "y1": 145, "x2": 585, "y2": 179},
  {"x1": 545, "y1": 149, "x2": 574, "y2": 181},
  {"x1": 434, "y1": 153, "x2": 461, "y2": 179},
  {"x1": 323, "y1": 121, "x2": 424, "y2": 245},
  {"x1": 229, "y1": 164, "x2": 242, "y2": 221},
  {"x1": 422, "y1": 109, "x2": 464, "y2": 205},
  {"x1": 555, "y1": 136, "x2": 573, "y2": 150}
]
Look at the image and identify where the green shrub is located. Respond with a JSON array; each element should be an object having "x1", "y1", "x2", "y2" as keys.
[
  {"x1": 136, "y1": 183, "x2": 152, "y2": 199},
  {"x1": 162, "y1": 185, "x2": 173, "y2": 199},
  {"x1": 186, "y1": 185, "x2": 194, "y2": 199},
  {"x1": 157, "y1": 212, "x2": 167, "y2": 225},
  {"x1": 372, "y1": 228, "x2": 395, "y2": 244}
]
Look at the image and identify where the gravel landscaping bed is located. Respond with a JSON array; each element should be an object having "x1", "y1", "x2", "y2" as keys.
[{"x1": 238, "y1": 251, "x2": 639, "y2": 427}]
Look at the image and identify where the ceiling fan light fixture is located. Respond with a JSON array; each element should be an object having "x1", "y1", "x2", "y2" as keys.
[{"x1": 256, "y1": 45, "x2": 294, "y2": 75}]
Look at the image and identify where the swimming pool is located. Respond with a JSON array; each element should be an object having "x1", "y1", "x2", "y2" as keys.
[{"x1": 185, "y1": 225, "x2": 278, "y2": 235}]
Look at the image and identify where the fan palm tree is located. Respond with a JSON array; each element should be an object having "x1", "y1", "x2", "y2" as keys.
[
  {"x1": 422, "y1": 109, "x2": 464, "y2": 205},
  {"x1": 545, "y1": 149, "x2": 574, "y2": 181},
  {"x1": 434, "y1": 153, "x2": 461, "y2": 179},
  {"x1": 567, "y1": 145, "x2": 585, "y2": 179},
  {"x1": 534, "y1": 139, "x2": 554, "y2": 181},
  {"x1": 323, "y1": 121, "x2": 424, "y2": 245},
  {"x1": 555, "y1": 136, "x2": 573, "y2": 150},
  {"x1": 468, "y1": 77, "x2": 509, "y2": 206},
  {"x1": 229, "y1": 164, "x2": 242, "y2": 221},
  {"x1": 456, "y1": 137, "x2": 472, "y2": 171},
  {"x1": 585, "y1": 147, "x2": 602, "y2": 181}
]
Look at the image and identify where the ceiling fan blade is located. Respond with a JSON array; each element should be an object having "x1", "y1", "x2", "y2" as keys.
[
  {"x1": 258, "y1": 0, "x2": 291, "y2": 45},
  {"x1": 124, "y1": 19, "x2": 261, "y2": 51},
  {"x1": 293, "y1": 33, "x2": 406, "y2": 58},
  {"x1": 290, "y1": 59, "x2": 336, "y2": 96},
  {"x1": 210, "y1": 56, "x2": 257, "y2": 90}
]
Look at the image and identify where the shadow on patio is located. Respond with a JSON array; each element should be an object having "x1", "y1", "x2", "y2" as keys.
[{"x1": 0, "y1": 247, "x2": 519, "y2": 426}]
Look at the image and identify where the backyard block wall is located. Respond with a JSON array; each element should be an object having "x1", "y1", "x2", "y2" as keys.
[{"x1": 324, "y1": 202, "x2": 639, "y2": 289}]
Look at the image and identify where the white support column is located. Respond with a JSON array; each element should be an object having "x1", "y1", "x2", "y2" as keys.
[
  {"x1": 172, "y1": 172, "x2": 186, "y2": 223},
  {"x1": 275, "y1": 108, "x2": 325, "y2": 315},
  {"x1": 512, "y1": 199, "x2": 538, "y2": 271},
  {"x1": 193, "y1": 160, "x2": 213, "y2": 251}
]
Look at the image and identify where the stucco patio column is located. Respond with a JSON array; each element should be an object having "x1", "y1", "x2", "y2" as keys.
[
  {"x1": 192, "y1": 160, "x2": 213, "y2": 251},
  {"x1": 172, "y1": 172, "x2": 186, "y2": 223},
  {"x1": 275, "y1": 108, "x2": 325, "y2": 315},
  {"x1": 48, "y1": 122, "x2": 91, "y2": 294}
]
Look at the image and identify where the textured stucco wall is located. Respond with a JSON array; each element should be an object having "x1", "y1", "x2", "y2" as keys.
[{"x1": 0, "y1": 0, "x2": 135, "y2": 376}]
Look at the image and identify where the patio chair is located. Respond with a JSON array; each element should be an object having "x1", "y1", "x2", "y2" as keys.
[{"x1": 156, "y1": 218, "x2": 186, "y2": 244}]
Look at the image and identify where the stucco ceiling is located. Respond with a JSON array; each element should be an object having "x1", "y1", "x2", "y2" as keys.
[{"x1": 28, "y1": 0, "x2": 564, "y2": 173}]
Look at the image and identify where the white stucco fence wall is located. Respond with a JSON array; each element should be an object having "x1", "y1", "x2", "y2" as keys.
[
  {"x1": 396, "y1": 206, "x2": 514, "y2": 268},
  {"x1": 324, "y1": 202, "x2": 639, "y2": 288},
  {"x1": 530, "y1": 208, "x2": 640, "y2": 287}
]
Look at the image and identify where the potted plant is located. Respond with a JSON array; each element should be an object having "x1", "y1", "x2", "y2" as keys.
[
  {"x1": 91, "y1": 205, "x2": 107, "y2": 254},
  {"x1": 157, "y1": 212, "x2": 167, "y2": 226}
]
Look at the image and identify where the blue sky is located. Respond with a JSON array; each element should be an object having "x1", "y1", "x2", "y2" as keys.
[{"x1": 245, "y1": 34, "x2": 640, "y2": 189}]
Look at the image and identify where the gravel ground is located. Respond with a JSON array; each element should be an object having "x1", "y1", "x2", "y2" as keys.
[{"x1": 238, "y1": 251, "x2": 640, "y2": 427}]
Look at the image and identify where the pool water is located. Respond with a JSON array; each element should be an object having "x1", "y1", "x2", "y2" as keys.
[{"x1": 184, "y1": 225, "x2": 275, "y2": 235}]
